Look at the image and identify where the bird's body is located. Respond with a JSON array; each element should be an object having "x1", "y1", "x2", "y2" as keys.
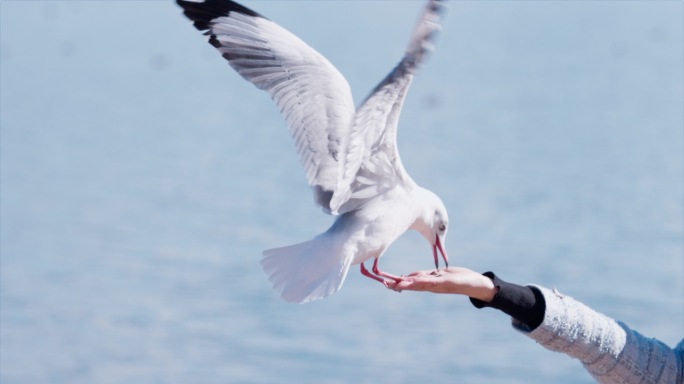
[
  {"x1": 262, "y1": 185, "x2": 444, "y2": 302},
  {"x1": 178, "y1": 0, "x2": 450, "y2": 303}
]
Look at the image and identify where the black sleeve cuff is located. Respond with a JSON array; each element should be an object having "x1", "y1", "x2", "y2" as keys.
[{"x1": 469, "y1": 271, "x2": 545, "y2": 330}]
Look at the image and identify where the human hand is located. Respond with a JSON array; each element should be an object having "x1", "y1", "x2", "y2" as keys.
[{"x1": 387, "y1": 267, "x2": 498, "y2": 302}]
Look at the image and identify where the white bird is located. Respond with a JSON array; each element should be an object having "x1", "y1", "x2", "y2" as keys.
[{"x1": 178, "y1": 0, "x2": 449, "y2": 303}]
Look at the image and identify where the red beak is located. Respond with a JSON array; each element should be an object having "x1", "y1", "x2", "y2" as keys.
[{"x1": 432, "y1": 235, "x2": 449, "y2": 269}]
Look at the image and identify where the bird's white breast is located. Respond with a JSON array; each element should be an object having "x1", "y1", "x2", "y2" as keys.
[{"x1": 325, "y1": 186, "x2": 421, "y2": 265}]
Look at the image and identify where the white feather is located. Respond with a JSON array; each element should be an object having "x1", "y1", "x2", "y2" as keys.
[
  {"x1": 178, "y1": 0, "x2": 449, "y2": 303},
  {"x1": 261, "y1": 232, "x2": 351, "y2": 304}
]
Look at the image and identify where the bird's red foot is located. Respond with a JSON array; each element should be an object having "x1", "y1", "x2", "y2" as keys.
[{"x1": 360, "y1": 258, "x2": 404, "y2": 288}]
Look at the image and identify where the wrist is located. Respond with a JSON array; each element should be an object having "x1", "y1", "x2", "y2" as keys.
[{"x1": 472, "y1": 274, "x2": 498, "y2": 302}]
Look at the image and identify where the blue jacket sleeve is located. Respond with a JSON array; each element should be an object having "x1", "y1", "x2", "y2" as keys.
[
  {"x1": 469, "y1": 273, "x2": 683, "y2": 383},
  {"x1": 516, "y1": 285, "x2": 684, "y2": 384}
]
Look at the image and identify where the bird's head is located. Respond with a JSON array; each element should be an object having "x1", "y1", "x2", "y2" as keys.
[{"x1": 412, "y1": 188, "x2": 450, "y2": 269}]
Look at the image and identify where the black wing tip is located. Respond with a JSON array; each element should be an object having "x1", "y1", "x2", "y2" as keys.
[{"x1": 177, "y1": 0, "x2": 264, "y2": 31}]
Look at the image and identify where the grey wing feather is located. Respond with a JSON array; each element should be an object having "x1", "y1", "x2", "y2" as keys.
[
  {"x1": 178, "y1": 0, "x2": 356, "y2": 210},
  {"x1": 330, "y1": 0, "x2": 446, "y2": 214}
]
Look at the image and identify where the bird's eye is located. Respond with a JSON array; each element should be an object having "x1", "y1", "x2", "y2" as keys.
[{"x1": 438, "y1": 223, "x2": 446, "y2": 232}]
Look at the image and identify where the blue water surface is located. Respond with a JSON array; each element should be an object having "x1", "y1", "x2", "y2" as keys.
[{"x1": 1, "y1": 1, "x2": 682, "y2": 383}]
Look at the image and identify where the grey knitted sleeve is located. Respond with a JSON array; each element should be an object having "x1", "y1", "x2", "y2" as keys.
[{"x1": 512, "y1": 286, "x2": 683, "y2": 384}]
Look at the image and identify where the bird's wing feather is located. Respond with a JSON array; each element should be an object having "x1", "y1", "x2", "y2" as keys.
[
  {"x1": 177, "y1": 0, "x2": 356, "y2": 208},
  {"x1": 330, "y1": 0, "x2": 445, "y2": 214}
]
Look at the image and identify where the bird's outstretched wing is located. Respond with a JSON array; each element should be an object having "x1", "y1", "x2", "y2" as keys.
[
  {"x1": 177, "y1": 0, "x2": 356, "y2": 210},
  {"x1": 330, "y1": 0, "x2": 445, "y2": 214}
]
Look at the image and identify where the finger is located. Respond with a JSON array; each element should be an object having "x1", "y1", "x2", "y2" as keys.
[{"x1": 389, "y1": 279, "x2": 415, "y2": 291}]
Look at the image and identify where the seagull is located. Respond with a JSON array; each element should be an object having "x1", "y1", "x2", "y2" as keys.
[{"x1": 177, "y1": 0, "x2": 449, "y2": 303}]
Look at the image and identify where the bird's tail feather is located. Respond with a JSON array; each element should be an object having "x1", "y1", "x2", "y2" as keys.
[{"x1": 261, "y1": 235, "x2": 350, "y2": 303}]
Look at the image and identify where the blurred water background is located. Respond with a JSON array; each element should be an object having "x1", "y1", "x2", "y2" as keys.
[{"x1": 1, "y1": 1, "x2": 683, "y2": 383}]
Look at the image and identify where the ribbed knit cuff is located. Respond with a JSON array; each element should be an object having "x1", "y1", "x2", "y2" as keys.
[{"x1": 469, "y1": 271, "x2": 546, "y2": 330}]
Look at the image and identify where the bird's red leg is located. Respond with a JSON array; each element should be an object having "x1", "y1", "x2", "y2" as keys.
[
  {"x1": 360, "y1": 262, "x2": 388, "y2": 286},
  {"x1": 372, "y1": 258, "x2": 403, "y2": 283}
]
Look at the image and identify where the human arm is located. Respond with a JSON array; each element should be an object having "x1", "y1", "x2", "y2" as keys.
[
  {"x1": 390, "y1": 267, "x2": 684, "y2": 384},
  {"x1": 522, "y1": 285, "x2": 683, "y2": 384},
  {"x1": 389, "y1": 267, "x2": 546, "y2": 330},
  {"x1": 389, "y1": 267, "x2": 498, "y2": 300}
]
